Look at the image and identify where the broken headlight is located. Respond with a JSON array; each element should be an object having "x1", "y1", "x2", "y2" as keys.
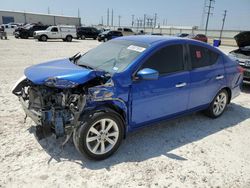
[{"x1": 45, "y1": 77, "x2": 79, "y2": 88}]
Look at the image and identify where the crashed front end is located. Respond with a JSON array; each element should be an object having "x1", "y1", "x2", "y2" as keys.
[{"x1": 12, "y1": 76, "x2": 89, "y2": 140}]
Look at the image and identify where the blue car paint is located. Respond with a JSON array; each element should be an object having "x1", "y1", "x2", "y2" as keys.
[
  {"x1": 24, "y1": 58, "x2": 105, "y2": 85},
  {"x1": 24, "y1": 36, "x2": 242, "y2": 133}
]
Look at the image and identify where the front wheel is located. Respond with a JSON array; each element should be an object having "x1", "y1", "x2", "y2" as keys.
[
  {"x1": 40, "y1": 35, "x2": 47, "y2": 42},
  {"x1": 73, "y1": 112, "x2": 124, "y2": 160},
  {"x1": 205, "y1": 89, "x2": 229, "y2": 118}
]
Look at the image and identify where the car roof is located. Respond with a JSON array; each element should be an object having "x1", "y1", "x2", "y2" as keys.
[
  {"x1": 115, "y1": 35, "x2": 222, "y2": 54},
  {"x1": 116, "y1": 35, "x2": 190, "y2": 45}
]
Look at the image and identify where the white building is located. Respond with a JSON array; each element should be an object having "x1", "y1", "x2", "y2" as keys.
[{"x1": 0, "y1": 10, "x2": 81, "y2": 26}]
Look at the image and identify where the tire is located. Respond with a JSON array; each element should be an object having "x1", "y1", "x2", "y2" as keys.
[
  {"x1": 40, "y1": 35, "x2": 47, "y2": 42},
  {"x1": 81, "y1": 35, "x2": 86, "y2": 40},
  {"x1": 73, "y1": 111, "x2": 124, "y2": 160},
  {"x1": 93, "y1": 37, "x2": 97, "y2": 40},
  {"x1": 66, "y1": 35, "x2": 73, "y2": 42},
  {"x1": 205, "y1": 89, "x2": 229, "y2": 118}
]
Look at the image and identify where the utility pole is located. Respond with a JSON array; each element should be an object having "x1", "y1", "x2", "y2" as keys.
[
  {"x1": 200, "y1": 0, "x2": 207, "y2": 29},
  {"x1": 77, "y1": 8, "x2": 80, "y2": 18},
  {"x1": 111, "y1": 9, "x2": 114, "y2": 27},
  {"x1": 101, "y1": 16, "x2": 104, "y2": 26},
  {"x1": 143, "y1": 14, "x2": 146, "y2": 30},
  {"x1": 205, "y1": 0, "x2": 215, "y2": 35},
  {"x1": 118, "y1": 15, "x2": 121, "y2": 27},
  {"x1": 154, "y1": 13, "x2": 157, "y2": 28},
  {"x1": 132, "y1": 14, "x2": 135, "y2": 27},
  {"x1": 219, "y1": 10, "x2": 227, "y2": 40},
  {"x1": 48, "y1": 7, "x2": 50, "y2": 14},
  {"x1": 107, "y1": 8, "x2": 109, "y2": 26}
]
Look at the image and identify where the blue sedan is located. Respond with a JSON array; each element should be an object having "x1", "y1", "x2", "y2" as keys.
[{"x1": 12, "y1": 36, "x2": 243, "y2": 160}]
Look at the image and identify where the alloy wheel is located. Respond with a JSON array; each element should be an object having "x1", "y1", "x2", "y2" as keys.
[
  {"x1": 86, "y1": 118, "x2": 119, "y2": 155},
  {"x1": 213, "y1": 92, "x2": 227, "y2": 116}
]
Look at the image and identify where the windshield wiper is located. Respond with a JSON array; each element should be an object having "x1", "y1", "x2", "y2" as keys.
[
  {"x1": 78, "y1": 63, "x2": 94, "y2": 70},
  {"x1": 69, "y1": 52, "x2": 81, "y2": 63}
]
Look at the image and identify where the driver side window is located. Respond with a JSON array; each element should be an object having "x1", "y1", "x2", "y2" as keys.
[
  {"x1": 141, "y1": 45, "x2": 184, "y2": 75},
  {"x1": 51, "y1": 27, "x2": 58, "y2": 32}
]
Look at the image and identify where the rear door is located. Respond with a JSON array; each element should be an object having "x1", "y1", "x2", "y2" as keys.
[
  {"x1": 187, "y1": 44, "x2": 226, "y2": 109},
  {"x1": 131, "y1": 44, "x2": 190, "y2": 127}
]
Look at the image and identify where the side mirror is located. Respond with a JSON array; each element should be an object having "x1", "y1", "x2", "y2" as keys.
[{"x1": 136, "y1": 68, "x2": 159, "y2": 80}]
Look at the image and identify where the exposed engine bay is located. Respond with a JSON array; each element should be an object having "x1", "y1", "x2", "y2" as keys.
[{"x1": 12, "y1": 76, "x2": 110, "y2": 140}]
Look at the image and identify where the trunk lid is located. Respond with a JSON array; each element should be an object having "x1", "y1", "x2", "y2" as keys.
[{"x1": 234, "y1": 31, "x2": 250, "y2": 48}]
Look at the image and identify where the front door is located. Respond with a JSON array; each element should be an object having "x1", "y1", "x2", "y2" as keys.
[
  {"x1": 131, "y1": 44, "x2": 190, "y2": 127},
  {"x1": 50, "y1": 27, "x2": 60, "y2": 39}
]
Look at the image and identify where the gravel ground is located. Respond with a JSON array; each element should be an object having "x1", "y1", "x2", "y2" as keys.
[{"x1": 0, "y1": 36, "x2": 250, "y2": 188}]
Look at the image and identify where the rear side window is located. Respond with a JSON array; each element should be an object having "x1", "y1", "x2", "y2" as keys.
[
  {"x1": 141, "y1": 45, "x2": 184, "y2": 75},
  {"x1": 189, "y1": 45, "x2": 219, "y2": 69}
]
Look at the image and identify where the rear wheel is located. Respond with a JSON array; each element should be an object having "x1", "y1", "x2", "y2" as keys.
[
  {"x1": 66, "y1": 35, "x2": 73, "y2": 42},
  {"x1": 73, "y1": 112, "x2": 124, "y2": 160},
  {"x1": 205, "y1": 89, "x2": 228, "y2": 118},
  {"x1": 81, "y1": 35, "x2": 86, "y2": 40}
]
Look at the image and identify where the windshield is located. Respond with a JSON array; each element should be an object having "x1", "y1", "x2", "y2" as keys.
[
  {"x1": 24, "y1": 24, "x2": 32, "y2": 29},
  {"x1": 77, "y1": 40, "x2": 148, "y2": 73},
  {"x1": 46, "y1": 26, "x2": 53, "y2": 31}
]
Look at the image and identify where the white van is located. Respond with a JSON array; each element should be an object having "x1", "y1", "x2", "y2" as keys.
[
  {"x1": 33, "y1": 25, "x2": 77, "y2": 42},
  {"x1": 117, "y1": 27, "x2": 135, "y2": 36}
]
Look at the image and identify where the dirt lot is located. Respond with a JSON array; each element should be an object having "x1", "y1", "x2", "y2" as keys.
[{"x1": 0, "y1": 36, "x2": 250, "y2": 188}]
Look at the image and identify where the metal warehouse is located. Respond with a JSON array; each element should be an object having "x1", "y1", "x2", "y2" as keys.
[{"x1": 0, "y1": 10, "x2": 81, "y2": 26}]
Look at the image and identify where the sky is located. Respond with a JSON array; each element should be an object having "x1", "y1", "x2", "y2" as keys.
[{"x1": 1, "y1": 0, "x2": 250, "y2": 30}]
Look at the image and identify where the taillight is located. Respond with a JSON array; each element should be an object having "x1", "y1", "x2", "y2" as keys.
[{"x1": 237, "y1": 66, "x2": 244, "y2": 74}]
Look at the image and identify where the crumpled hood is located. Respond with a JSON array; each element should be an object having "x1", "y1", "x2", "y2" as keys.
[
  {"x1": 24, "y1": 58, "x2": 103, "y2": 85},
  {"x1": 234, "y1": 31, "x2": 250, "y2": 48}
]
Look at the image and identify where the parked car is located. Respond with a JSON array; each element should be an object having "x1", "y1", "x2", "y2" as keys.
[
  {"x1": 0, "y1": 24, "x2": 18, "y2": 34},
  {"x1": 151, "y1": 33, "x2": 163, "y2": 36},
  {"x1": 97, "y1": 30, "x2": 123, "y2": 42},
  {"x1": 117, "y1": 27, "x2": 135, "y2": 36},
  {"x1": 136, "y1": 30, "x2": 145, "y2": 35},
  {"x1": 176, "y1": 33, "x2": 189, "y2": 37},
  {"x1": 190, "y1": 34, "x2": 208, "y2": 43},
  {"x1": 0, "y1": 25, "x2": 7, "y2": 40},
  {"x1": 12, "y1": 36, "x2": 243, "y2": 160},
  {"x1": 77, "y1": 27, "x2": 100, "y2": 40},
  {"x1": 14, "y1": 24, "x2": 49, "y2": 39},
  {"x1": 229, "y1": 31, "x2": 250, "y2": 84},
  {"x1": 33, "y1": 25, "x2": 77, "y2": 42}
]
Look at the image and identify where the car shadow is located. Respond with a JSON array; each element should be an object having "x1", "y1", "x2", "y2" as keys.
[
  {"x1": 34, "y1": 40, "x2": 80, "y2": 43},
  {"x1": 32, "y1": 103, "x2": 250, "y2": 170},
  {"x1": 242, "y1": 84, "x2": 250, "y2": 93}
]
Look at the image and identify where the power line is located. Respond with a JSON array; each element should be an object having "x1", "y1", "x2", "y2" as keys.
[{"x1": 205, "y1": 0, "x2": 215, "y2": 35}]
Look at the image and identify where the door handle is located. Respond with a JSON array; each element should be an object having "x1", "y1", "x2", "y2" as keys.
[
  {"x1": 175, "y1": 82, "x2": 187, "y2": 88},
  {"x1": 216, "y1": 75, "x2": 224, "y2": 80}
]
